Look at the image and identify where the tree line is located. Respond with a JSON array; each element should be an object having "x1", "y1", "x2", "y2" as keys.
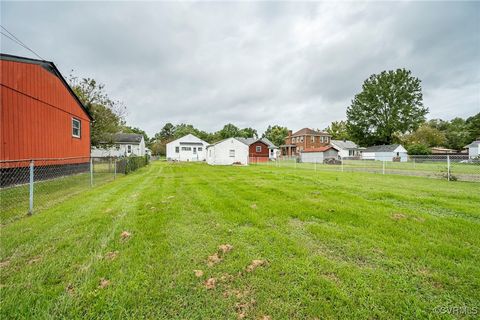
[{"x1": 71, "y1": 69, "x2": 478, "y2": 156}]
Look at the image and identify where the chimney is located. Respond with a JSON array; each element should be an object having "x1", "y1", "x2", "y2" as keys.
[{"x1": 288, "y1": 130, "x2": 292, "y2": 137}]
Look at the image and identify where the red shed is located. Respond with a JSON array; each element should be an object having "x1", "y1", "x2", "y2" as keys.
[
  {"x1": 0, "y1": 54, "x2": 92, "y2": 163},
  {"x1": 237, "y1": 138, "x2": 273, "y2": 163}
]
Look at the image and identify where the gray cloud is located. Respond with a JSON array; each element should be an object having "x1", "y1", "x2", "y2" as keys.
[{"x1": 1, "y1": 1, "x2": 479, "y2": 136}]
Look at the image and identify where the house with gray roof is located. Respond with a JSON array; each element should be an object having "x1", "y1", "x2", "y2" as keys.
[
  {"x1": 91, "y1": 133, "x2": 146, "y2": 157},
  {"x1": 362, "y1": 144, "x2": 407, "y2": 162},
  {"x1": 236, "y1": 137, "x2": 279, "y2": 160},
  {"x1": 330, "y1": 139, "x2": 360, "y2": 158}
]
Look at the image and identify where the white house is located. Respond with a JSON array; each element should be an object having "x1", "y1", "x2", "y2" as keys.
[
  {"x1": 206, "y1": 138, "x2": 249, "y2": 165},
  {"x1": 91, "y1": 133, "x2": 145, "y2": 157},
  {"x1": 166, "y1": 134, "x2": 208, "y2": 161},
  {"x1": 362, "y1": 144, "x2": 408, "y2": 162},
  {"x1": 263, "y1": 137, "x2": 279, "y2": 160},
  {"x1": 299, "y1": 146, "x2": 339, "y2": 163},
  {"x1": 465, "y1": 140, "x2": 480, "y2": 158},
  {"x1": 330, "y1": 140, "x2": 359, "y2": 158}
]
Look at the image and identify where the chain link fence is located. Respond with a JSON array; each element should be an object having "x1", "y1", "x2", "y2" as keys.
[
  {"x1": 0, "y1": 156, "x2": 149, "y2": 224},
  {"x1": 252, "y1": 155, "x2": 480, "y2": 182}
]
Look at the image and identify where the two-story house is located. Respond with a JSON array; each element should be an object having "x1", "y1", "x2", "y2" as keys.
[{"x1": 280, "y1": 128, "x2": 331, "y2": 156}]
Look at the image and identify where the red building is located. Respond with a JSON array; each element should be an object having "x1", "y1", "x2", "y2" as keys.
[
  {"x1": 237, "y1": 138, "x2": 276, "y2": 163},
  {"x1": 1, "y1": 54, "x2": 92, "y2": 185},
  {"x1": 280, "y1": 128, "x2": 331, "y2": 156}
]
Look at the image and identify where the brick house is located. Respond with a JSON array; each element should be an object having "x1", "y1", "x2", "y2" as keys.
[{"x1": 280, "y1": 128, "x2": 331, "y2": 156}]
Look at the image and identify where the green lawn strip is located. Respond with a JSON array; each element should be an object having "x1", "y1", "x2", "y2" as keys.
[{"x1": 1, "y1": 161, "x2": 479, "y2": 319}]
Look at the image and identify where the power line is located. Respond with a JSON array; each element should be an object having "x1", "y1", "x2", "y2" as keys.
[{"x1": 0, "y1": 25, "x2": 45, "y2": 60}]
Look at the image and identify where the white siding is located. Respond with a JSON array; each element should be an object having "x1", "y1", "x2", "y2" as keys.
[
  {"x1": 206, "y1": 138, "x2": 249, "y2": 165},
  {"x1": 300, "y1": 149, "x2": 338, "y2": 163},
  {"x1": 166, "y1": 134, "x2": 208, "y2": 161},
  {"x1": 469, "y1": 146, "x2": 479, "y2": 158},
  {"x1": 91, "y1": 137, "x2": 145, "y2": 157}
]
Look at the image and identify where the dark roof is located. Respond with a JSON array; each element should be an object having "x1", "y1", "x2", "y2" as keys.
[
  {"x1": 236, "y1": 137, "x2": 278, "y2": 148},
  {"x1": 0, "y1": 53, "x2": 93, "y2": 121},
  {"x1": 302, "y1": 146, "x2": 339, "y2": 153},
  {"x1": 363, "y1": 144, "x2": 402, "y2": 152},
  {"x1": 114, "y1": 133, "x2": 144, "y2": 143},
  {"x1": 292, "y1": 128, "x2": 330, "y2": 137}
]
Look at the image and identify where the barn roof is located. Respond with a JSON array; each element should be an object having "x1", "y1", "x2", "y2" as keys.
[
  {"x1": 0, "y1": 53, "x2": 93, "y2": 121},
  {"x1": 363, "y1": 144, "x2": 403, "y2": 152},
  {"x1": 292, "y1": 128, "x2": 330, "y2": 136}
]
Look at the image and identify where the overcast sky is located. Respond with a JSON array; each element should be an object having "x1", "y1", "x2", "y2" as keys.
[{"x1": 1, "y1": 1, "x2": 479, "y2": 136}]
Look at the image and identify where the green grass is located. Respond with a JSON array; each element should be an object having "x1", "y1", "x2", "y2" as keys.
[{"x1": 1, "y1": 161, "x2": 479, "y2": 319}]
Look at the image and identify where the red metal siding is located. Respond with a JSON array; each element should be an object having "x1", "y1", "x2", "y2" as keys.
[{"x1": 1, "y1": 60, "x2": 91, "y2": 162}]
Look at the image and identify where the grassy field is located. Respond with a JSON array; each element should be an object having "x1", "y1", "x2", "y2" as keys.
[{"x1": 1, "y1": 161, "x2": 479, "y2": 319}]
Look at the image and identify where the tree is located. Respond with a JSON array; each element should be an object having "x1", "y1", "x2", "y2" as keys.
[
  {"x1": 466, "y1": 112, "x2": 480, "y2": 142},
  {"x1": 238, "y1": 127, "x2": 258, "y2": 139},
  {"x1": 444, "y1": 117, "x2": 470, "y2": 150},
  {"x1": 218, "y1": 123, "x2": 241, "y2": 139},
  {"x1": 69, "y1": 76, "x2": 126, "y2": 147},
  {"x1": 406, "y1": 144, "x2": 431, "y2": 155},
  {"x1": 401, "y1": 123, "x2": 446, "y2": 147},
  {"x1": 157, "y1": 123, "x2": 175, "y2": 142},
  {"x1": 346, "y1": 69, "x2": 428, "y2": 146},
  {"x1": 325, "y1": 121, "x2": 349, "y2": 140},
  {"x1": 262, "y1": 125, "x2": 289, "y2": 147}
]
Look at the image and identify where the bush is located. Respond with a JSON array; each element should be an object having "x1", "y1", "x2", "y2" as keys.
[
  {"x1": 407, "y1": 144, "x2": 431, "y2": 155},
  {"x1": 124, "y1": 155, "x2": 149, "y2": 174}
]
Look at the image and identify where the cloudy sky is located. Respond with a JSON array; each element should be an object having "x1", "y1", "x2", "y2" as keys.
[{"x1": 1, "y1": 1, "x2": 479, "y2": 136}]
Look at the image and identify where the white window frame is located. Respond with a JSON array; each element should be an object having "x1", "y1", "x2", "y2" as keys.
[
  {"x1": 72, "y1": 118, "x2": 81, "y2": 138},
  {"x1": 127, "y1": 145, "x2": 132, "y2": 153},
  {"x1": 256, "y1": 146, "x2": 262, "y2": 152},
  {"x1": 229, "y1": 149, "x2": 235, "y2": 157},
  {"x1": 300, "y1": 136, "x2": 304, "y2": 142},
  {"x1": 311, "y1": 136, "x2": 315, "y2": 142}
]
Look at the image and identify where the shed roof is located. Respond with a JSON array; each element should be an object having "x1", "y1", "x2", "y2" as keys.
[
  {"x1": 331, "y1": 140, "x2": 358, "y2": 150},
  {"x1": 0, "y1": 53, "x2": 93, "y2": 121},
  {"x1": 114, "y1": 133, "x2": 144, "y2": 143},
  {"x1": 465, "y1": 140, "x2": 480, "y2": 148},
  {"x1": 363, "y1": 144, "x2": 403, "y2": 152}
]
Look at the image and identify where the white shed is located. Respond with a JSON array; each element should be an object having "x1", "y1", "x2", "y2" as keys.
[
  {"x1": 300, "y1": 146, "x2": 339, "y2": 163},
  {"x1": 362, "y1": 144, "x2": 408, "y2": 162},
  {"x1": 206, "y1": 138, "x2": 249, "y2": 165},
  {"x1": 465, "y1": 141, "x2": 480, "y2": 158},
  {"x1": 166, "y1": 134, "x2": 208, "y2": 161}
]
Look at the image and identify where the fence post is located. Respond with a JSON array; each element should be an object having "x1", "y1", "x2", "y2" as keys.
[
  {"x1": 90, "y1": 157, "x2": 93, "y2": 187},
  {"x1": 447, "y1": 155, "x2": 450, "y2": 181},
  {"x1": 413, "y1": 157, "x2": 416, "y2": 169},
  {"x1": 114, "y1": 158, "x2": 117, "y2": 180},
  {"x1": 341, "y1": 157, "x2": 344, "y2": 172},
  {"x1": 314, "y1": 159, "x2": 317, "y2": 171},
  {"x1": 382, "y1": 160, "x2": 385, "y2": 175},
  {"x1": 28, "y1": 160, "x2": 34, "y2": 215},
  {"x1": 294, "y1": 157, "x2": 297, "y2": 169}
]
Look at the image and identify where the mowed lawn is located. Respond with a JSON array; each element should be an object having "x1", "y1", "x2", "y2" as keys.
[{"x1": 1, "y1": 161, "x2": 479, "y2": 319}]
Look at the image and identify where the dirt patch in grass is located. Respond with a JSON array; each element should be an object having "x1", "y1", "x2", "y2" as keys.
[
  {"x1": 0, "y1": 260, "x2": 10, "y2": 268},
  {"x1": 207, "y1": 253, "x2": 222, "y2": 267},
  {"x1": 194, "y1": 270, "x2": 204, "y2": 277},
  {"x1": 246, "y1": 259, "x2": 267, "y2": 272},
  {"x1": 27, "y1": 256, "x2": 42, "y2": 265},
  {"x1": 204, "y1": 278, "x2": 216, "y2": 289},
  {"x1": 219, "y1": 244, "x2": 234, "y2": 254},
  {"x1": 99, "y1": 278, "x2": 110, "y2": 289},
  {"x1": 391, "y1": 213, "x2": 407, "y2": 220},
  {"x1": 120, "y1": 231, "x2": 131, "y2": 240},
  {"x1": 235, "y1": 299, "x2": 256, "y2": 319},
  {"x1": 322, "y1": 272, "x2": 341, "y2": 284},
  {"x1": 104, "y1": 251, "x2": 119, "y2": 260},
  {"x1": 250, "y1": 203, "x2": 257, "y2": 210},
  {"x1": 66, "y1": 283, "x2": 75, "y2": 295}
]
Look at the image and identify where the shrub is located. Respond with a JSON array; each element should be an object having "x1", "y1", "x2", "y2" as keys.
[
  {"x1": 125, "y1": 155, "x2": 148, "y2": 174},
  {"x1": 407, "y1": 144, "x2": 431, "y2": 155}
]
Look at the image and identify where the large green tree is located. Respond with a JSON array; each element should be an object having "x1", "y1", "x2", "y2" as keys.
[
  {"x1": 69, "y1": 76, "x2": 126, "y2": 147},
  {"x1": 346, "y1": 69, "x2": 428, "y2": 146},
  {"x1": 401, "y1": 123, "x2": 446, "y2": 147},
  {"x1": 325, "y1": 120, "x2": 349, "y2": 140},
  {"x1": 218, "y1": 123, "x2": 241, "y2": 139},
  {"x1": 262, "y1": 125, "x2": 289, "y2": 147}
]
